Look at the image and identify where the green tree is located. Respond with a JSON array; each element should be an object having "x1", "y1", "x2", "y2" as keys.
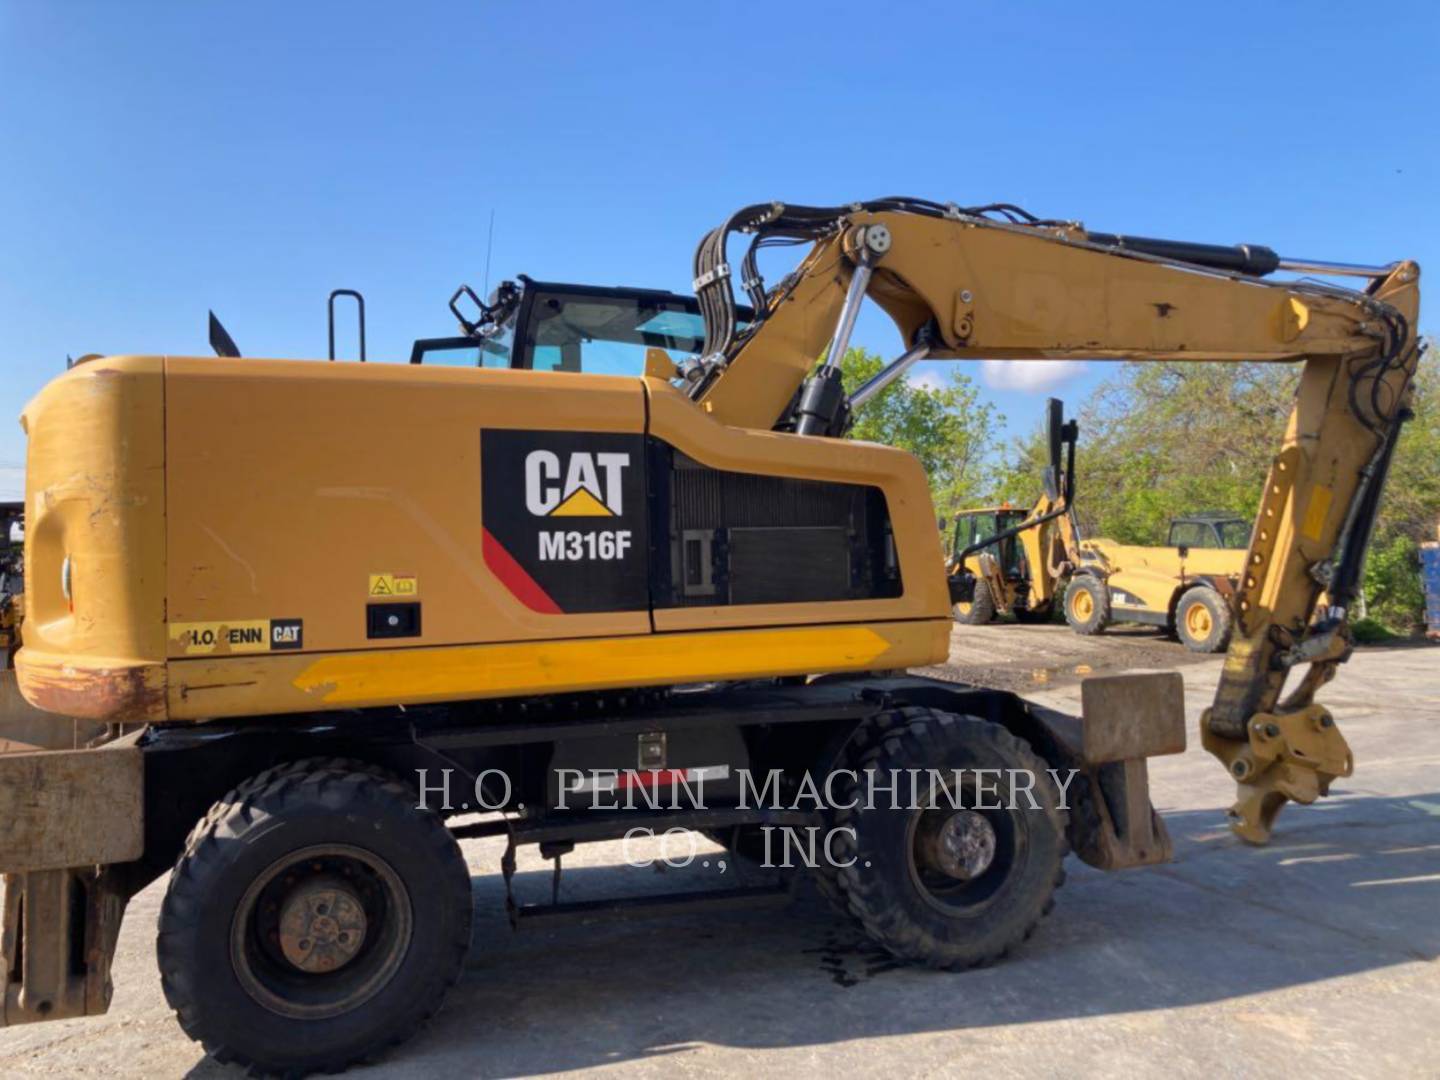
[
  {"x1": 837, "y1": 348, "x2": 999, "y2": 516},
  {"x1": 992, "y1": 419, "x2": 1057, "y2": 509},
  {"x1": 1361, "y1": 356, "x2": 1440, "y2": 629},
  {"x1": 1073, "y1": 361, "x2": 1299, "y2": 543}
]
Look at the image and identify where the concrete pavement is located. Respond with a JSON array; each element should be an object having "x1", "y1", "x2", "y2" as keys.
[{"x1": 1, "y1": 631, "x2": 1436, "y2": 1077}]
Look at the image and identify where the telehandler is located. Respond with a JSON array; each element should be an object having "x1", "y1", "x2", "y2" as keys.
[
  {"x1": 1064, "y1": 512, "x2": 1250, "y2": 651},
  {"x1": 0, "y1": 199, "x2": 1419, "y2": 1074}
]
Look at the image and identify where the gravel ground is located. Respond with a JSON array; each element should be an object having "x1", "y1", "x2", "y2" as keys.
[
  {"x1": 923, "y1": 618, "x2": 1218, "y2": 693},
  {"x1": 1, "y1": 625, "x2": 1436, "y2": 1078}
]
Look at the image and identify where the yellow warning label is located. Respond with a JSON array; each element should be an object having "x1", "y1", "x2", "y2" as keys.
[
  {"x1": 369, "y1": 573, "x2": 418, "y2": 598},
  {"x1": 1301, "y1": 485, "x2": 1333, "y2": 542},
  {"x1": 171, "y1": 620, "x2": 270, "y2": 655}
]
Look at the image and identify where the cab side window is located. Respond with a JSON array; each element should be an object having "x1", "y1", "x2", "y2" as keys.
[
  {"x1": 1169, "y1": 522, "x2": 1207, "y2": 548},
  {"x1": 953, "y1": 516, "x2": 974, "y2": 550}
]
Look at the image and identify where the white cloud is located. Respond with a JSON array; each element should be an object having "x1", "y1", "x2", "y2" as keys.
[
  {"x1": 904, "y1": 367, "x2": 947, "y2": 392},
  {"x1": 980, "y1": 359, "x2": 1089, "y2": 392}
]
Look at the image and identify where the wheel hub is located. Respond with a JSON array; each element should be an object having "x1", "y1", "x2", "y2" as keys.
[
  {"x1": 918, "y1": 810, "x2": 998, "y2": 881},
  {"x1": 1186, "y1": 602, "x2": 1212, "y2": 637},
  {"x1": 278, "y1": 880, "x2": 368, "y2": 973},
  {"x1": 1072, "y1": 590, "x2": 1093, "y2": 620}
]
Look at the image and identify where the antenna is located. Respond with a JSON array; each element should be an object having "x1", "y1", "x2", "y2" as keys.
[{"x1": 482, "y1": 210, "x2": 496, "y2": 299}]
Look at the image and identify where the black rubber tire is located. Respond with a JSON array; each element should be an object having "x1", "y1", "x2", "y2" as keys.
[
  {"x1": 1013, "y1": 601, "x2": 1053, "y2": 624},
  {"x1": 157, "y1": 759, "x2": 472, "y2": 1076},
  {"x1": 704, "y1": 711, "x2": 939, "y2": 912},
  {"x1": 952, "y1": 579, "x2": 996, "y2": 625},
  {"x1": 1063, "y1": 575, "x2": 1111, "y2": 635},
  {"x1": 707, "y1": 707, "x2": 998, "y2": 919},
  {"x1": 811, "y1": 707, "x2": 938, "y2": 916},
  {"x1": 833, "y1": 712, "x2": 1068, "y2": 969},
  {"x1": 1174, "y1": 585, "x2": 1233, "y2": 653}
]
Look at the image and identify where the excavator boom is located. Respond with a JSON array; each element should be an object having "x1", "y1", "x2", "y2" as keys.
[{"x1": 687, "y1": 199, "x2": 1421, "y2": 842}]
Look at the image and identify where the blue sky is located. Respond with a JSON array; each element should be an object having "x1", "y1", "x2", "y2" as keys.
[{"x1": 1, "y1": 1, "x2": 1436, "y2": 499}]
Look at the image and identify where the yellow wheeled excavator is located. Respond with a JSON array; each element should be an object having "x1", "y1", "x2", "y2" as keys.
[{"x1": 0, "y1": 197, "x2": 1420, "y2": 1073}]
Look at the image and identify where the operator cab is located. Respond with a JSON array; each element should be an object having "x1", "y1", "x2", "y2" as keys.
[
  {"x1": 410, "y1": 277, "x2": 751, "y2": 377},
  {"x1": 1167, "y1": 512, "x2": 1250, "y2": 551},
  {"x1": 952, "y1": 507, "x2": 1031, "y2": 577}
]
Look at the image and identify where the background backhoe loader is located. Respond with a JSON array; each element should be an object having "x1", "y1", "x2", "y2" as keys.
[{"x1": 946, "y1": 400, "x2": 1078, "y2": 625}]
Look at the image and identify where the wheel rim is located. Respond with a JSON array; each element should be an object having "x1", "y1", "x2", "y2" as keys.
[
  {"x1": 1071, "y1": 588, "x2": 1093, "y2": 621},
  {"x1": 953, "y1": 600, "x2": 972, "y2": 616},
  {"x1": 905, "y1": 780, "x2": 1023, "y2": 916},
  {"x1": 1185, "y1": 601, "x2": 1212, "y2": 638},
  {"x1": 917, "y1": 810, "x2": 996, "y2": 879},
  {"x1": 278, "y1": 880, "x2": 368, "y2": 973},
  {"x1": 231, "y1": 844, "x2": 413, "y2": 1020}
]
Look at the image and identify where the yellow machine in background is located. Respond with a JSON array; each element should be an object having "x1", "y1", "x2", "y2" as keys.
[
  {"x1": 0, "y1": 197, "x2": 1421, "y2": 1073},
  {"x1": 944, "y1": 411, "x2": 1246, "y2": 655},
  {"x1": 1064, "y1": 512, "x2": 1249, "y2": 652},
  {"x1": 946, "y1": 400, "x2": 1078, "y2": 625},
  {"x1": 946, "y1": 502, "x2": 1060, "y2": 623}
]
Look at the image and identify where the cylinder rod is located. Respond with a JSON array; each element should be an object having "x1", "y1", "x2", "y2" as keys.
[
  {"x1": 849, "y1": 340, "x2": 932, "y2": 409},
  {"x1": 1275, "y1": 257, "x2": 1397, "y2": 279},
  {"x1": 820, "y1": 258, "x2": 874, "y2": 371}
]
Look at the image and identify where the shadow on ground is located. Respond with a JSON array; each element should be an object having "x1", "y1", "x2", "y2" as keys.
[{"x1": 185, "y1": 792, "x2": 1440, "y2": 1078}]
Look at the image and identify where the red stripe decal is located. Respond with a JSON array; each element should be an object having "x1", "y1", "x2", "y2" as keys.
[
  {"x1": 482, "y1": 528, "x2": 562, "y2": 614},
  {"x1": 616, "y1": 769, "x2": 687, "y2": 790}
]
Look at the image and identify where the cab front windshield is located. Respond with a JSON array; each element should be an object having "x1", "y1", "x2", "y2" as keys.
[
  {"x1": 953, "y1": 509, "x2": 1030, "y2": 575},
  {"x1": 1215, "y1": 519, "x2": 1251, "y2": 549}
]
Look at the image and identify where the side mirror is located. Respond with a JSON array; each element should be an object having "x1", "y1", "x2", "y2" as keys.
[{"x1": 1177, "y1": 544, "x2": 1190, "y2": 559}]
